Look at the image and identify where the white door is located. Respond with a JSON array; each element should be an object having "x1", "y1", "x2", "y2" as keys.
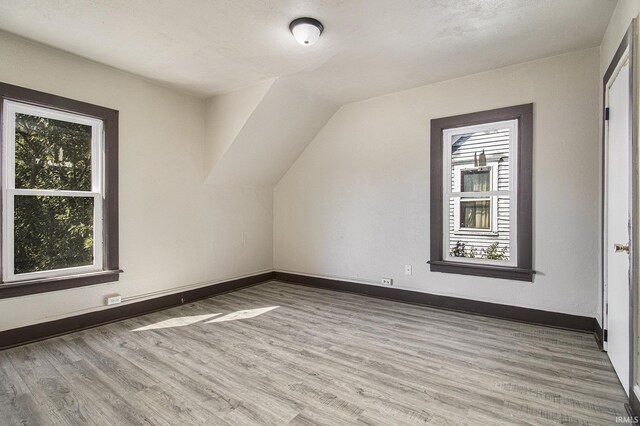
[{"x1": 605, "y1": 56, "x2": 631, "y2": 396}]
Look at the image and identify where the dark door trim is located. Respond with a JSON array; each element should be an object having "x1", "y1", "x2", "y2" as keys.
[{"x1": 601, "y1": 18, "x2": 638, "y2": 402}]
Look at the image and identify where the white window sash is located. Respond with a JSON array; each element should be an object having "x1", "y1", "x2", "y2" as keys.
[
  {"x1": 2, "y1": 100, "x2": 105, "y2": 282},
  {"x1": 443, "y1": 120, "x2": 518, "y2": 267}
]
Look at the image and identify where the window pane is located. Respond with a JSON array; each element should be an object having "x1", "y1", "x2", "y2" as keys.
[
  {"x1": 14, "y1": 195, "x2": 94, "y2": 274},
  {"x1": 15, "y1": 113, "x2": 92, "y2": 191},
  {"x1": 460, "y1": 200, "x2": 490, "y2": 229},
  {"x1": 450, "y1": 127, "x2": 510, "y2": 191},
  {"x1": 461, "y1": 168, "x2": 490, "y2": 192},
  {"x1": 448, "y1": 196, "x2": 511, "y2": 262}
]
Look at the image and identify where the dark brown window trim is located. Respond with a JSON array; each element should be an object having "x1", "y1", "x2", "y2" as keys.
[
  {"x1": 429, "y1": 104, "x2": 533, "y2": 282},
  {"x1": 0, "y1": 270, "x2": 122, "y2": 299},
  {"x1": 427, "y1": 261, "x2": 534, "y2": 282},
  {"x1": 0, "y1": 82, "x2": 120, "y2": 298}
]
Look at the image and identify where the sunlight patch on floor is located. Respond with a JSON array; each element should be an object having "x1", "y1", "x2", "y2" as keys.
[
  {"x1": 131, "y1": 313, "x2": 221, "y2": 331},
  {"x1": 131, "y1": 306, "x2": 280, "y2": 331},
  {"x1": 205, "y1": 306, "x2": 280, "y2": 323}
]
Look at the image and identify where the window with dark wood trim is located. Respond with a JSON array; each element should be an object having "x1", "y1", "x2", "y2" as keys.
[
  {"x1": 429, "y1": 104, "x2": 533, "y2": 281},
  {"x1": 0, "y1": 82, "x2": 120, "y2": 299}
]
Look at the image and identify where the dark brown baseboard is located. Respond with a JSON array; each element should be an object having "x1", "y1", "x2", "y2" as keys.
[
  {"x1": 1, "y1": 270, "x2": 601, "y2": 351},
  {"x1": 594, "y1": 319, "x2": 604, "y2": 351},
  {"x1": 274, "y1": 272, "x2": 598, "y2": 334},
  {"x1": 0, "y1": 271, "x2": 275, "y2": 351}
]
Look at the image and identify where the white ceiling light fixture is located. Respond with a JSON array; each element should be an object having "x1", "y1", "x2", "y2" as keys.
[{"x1": 289, "y1": 17, "x2": 324, "y2": 46}]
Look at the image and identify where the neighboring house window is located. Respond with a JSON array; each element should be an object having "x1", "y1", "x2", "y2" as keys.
[
  {"x1": 460, "y1": 170, "x2": 491, "y2": 229},
  {"x1": 429, "y1": 104, "x2": 533, "y2": 281},
  {"x1": 453, "y1": 162, "x2": 499, "y2": 232},
  {"x1": 0, "y1": 83, "x2": 120, "y2": 298}
]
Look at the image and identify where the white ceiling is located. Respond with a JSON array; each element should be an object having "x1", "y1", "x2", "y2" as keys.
[{"x1": 0, "y1": 0, "x2": 617, "y2": 104}]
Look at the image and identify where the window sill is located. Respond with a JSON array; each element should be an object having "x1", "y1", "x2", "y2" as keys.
[
  {"x1": 428, "y1": 260, "x2": 534, "y2": 282},
  {"x1": 452, "y1": 230, "x2": 499, "y2": 237},
  {"x1": 0, "y1": 269, "x2": 123, "y2": 299}
]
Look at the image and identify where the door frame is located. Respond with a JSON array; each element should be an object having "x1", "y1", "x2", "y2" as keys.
[{"x1": 601, "y1": 18, "x2": 638, "y2": 405}]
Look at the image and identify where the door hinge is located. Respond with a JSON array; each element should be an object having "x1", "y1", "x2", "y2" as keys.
[
  {"x1": 605, "y1": 107, "x2": 610, "y2": 121},
  {"x1": 604, "y1": 329, "x2": 608, "y2": 342}
]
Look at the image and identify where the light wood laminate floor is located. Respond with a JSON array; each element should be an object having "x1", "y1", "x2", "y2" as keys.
[{"x1": 0, "y1": 281, "x2": 629, "y2": 425}]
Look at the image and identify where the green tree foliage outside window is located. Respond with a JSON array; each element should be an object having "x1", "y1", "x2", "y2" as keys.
[{"x1": 14, "y1": 113, "x2": 95, "y2": 274}]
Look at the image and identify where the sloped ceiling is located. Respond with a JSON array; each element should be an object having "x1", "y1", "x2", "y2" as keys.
[
  {"x1": 0, "y1": 1, "x2": 617, "y2": 189},
  {"x1": 204, "y1": 79, "x2": 275, "y2": 177},
  {"x1": 205, "y1": 78, "x2": 338, "y2": 188},
  {"x1": 0, "y1": 0, "x2": 616, "y2": 104}
]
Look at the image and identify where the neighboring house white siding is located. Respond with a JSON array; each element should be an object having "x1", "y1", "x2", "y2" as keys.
[{"x1": 448, "y1": 129, "x2": 511, "y2": 259}]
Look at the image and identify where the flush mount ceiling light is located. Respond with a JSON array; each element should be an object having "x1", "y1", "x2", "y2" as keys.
[{"x1": 289, "y1": 17, "x2": 324, "y2": 46}]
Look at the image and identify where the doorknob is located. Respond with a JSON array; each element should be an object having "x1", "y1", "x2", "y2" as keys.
[{"x1": 614, "y1": 243, "x2": 630, "y2": 253}]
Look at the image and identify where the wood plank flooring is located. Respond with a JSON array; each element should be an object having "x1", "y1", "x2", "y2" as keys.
[{"x1": 0, "y1": 280, "x2": 629, "y2": 425}]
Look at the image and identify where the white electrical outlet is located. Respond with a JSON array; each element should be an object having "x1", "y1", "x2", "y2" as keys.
[
  {"x1": 106, "y1": 295, "x2": 122, "y2": 306},
  {"x1": 405, "y1": 265, "x2": 412, "y2": 275},
  {"x1": 381, "y1": 278, "x2": 393, "y2": 286}
]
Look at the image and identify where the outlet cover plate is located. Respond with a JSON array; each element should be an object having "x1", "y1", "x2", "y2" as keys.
[{"x1": 106, "y1": 295, "x2": 122, "y2": 306}]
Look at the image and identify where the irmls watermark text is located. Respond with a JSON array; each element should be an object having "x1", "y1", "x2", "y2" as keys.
[{"x1": 616, "y1": 415, "x2": 639, "y2": 424}]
